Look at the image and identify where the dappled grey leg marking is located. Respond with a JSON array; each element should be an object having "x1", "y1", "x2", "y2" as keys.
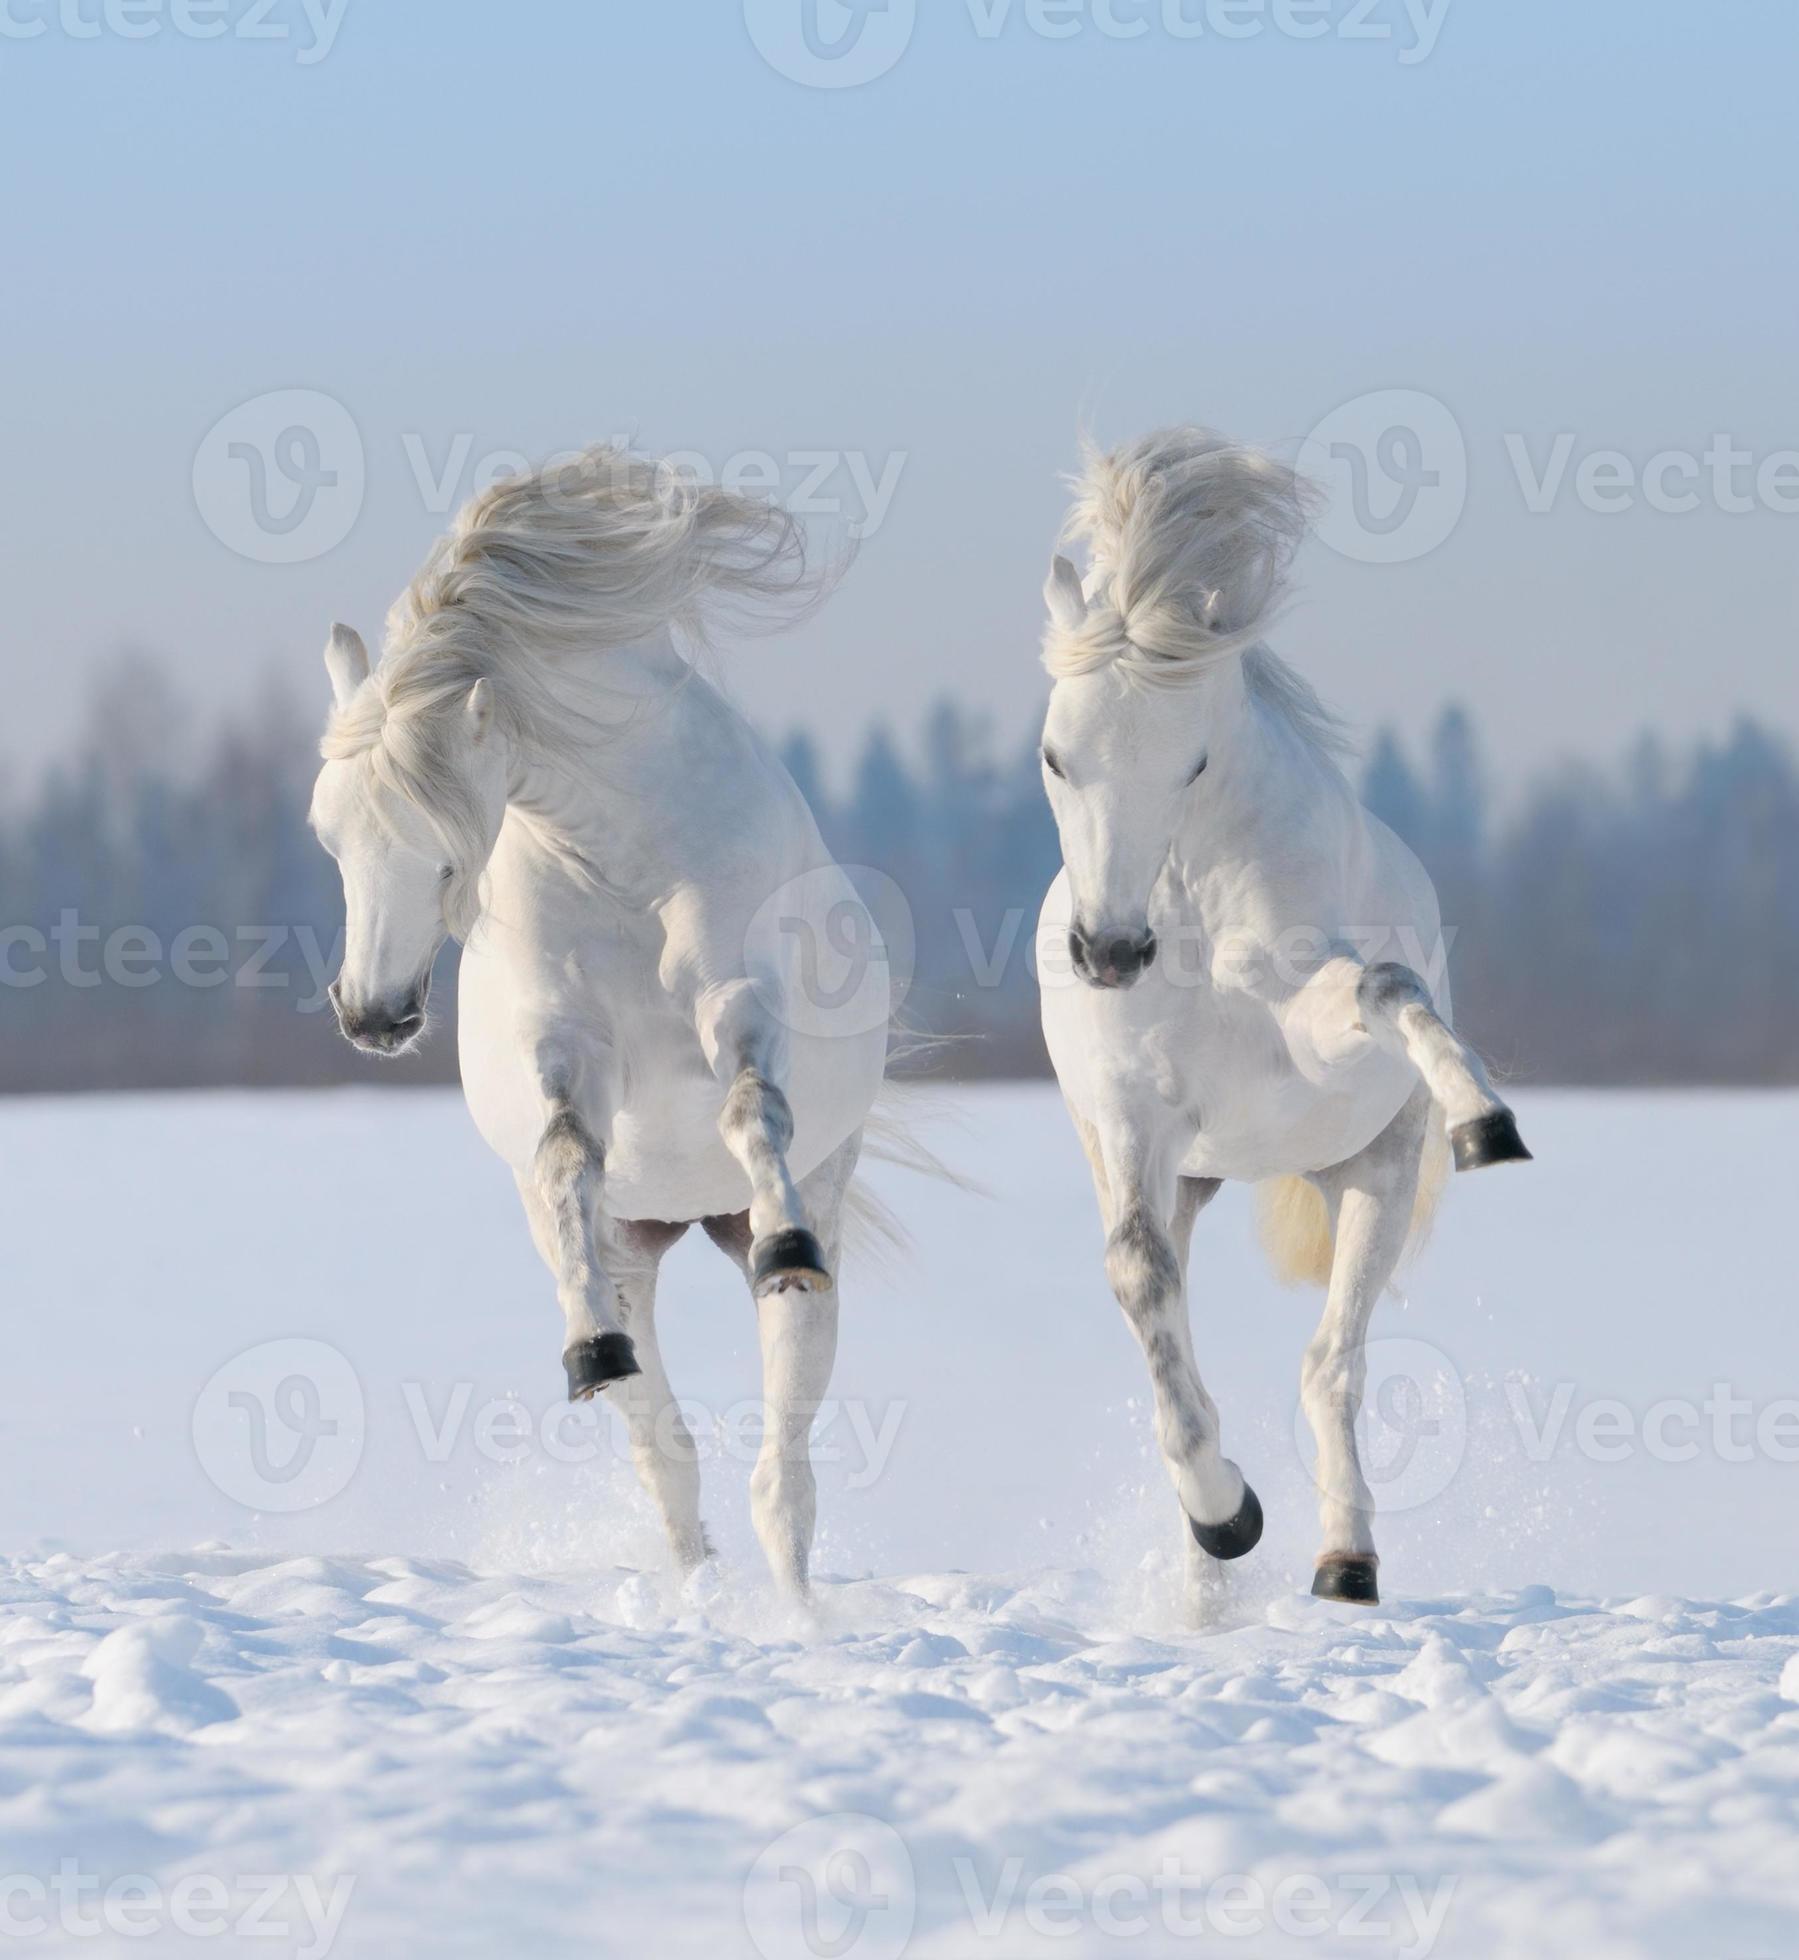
[
  {"x1": 719, "y1": 1069, "x2": 830, "y2": 1296},
  {"x1": 1105, "y1": 1200, "x2": 1259, "y2": 1555},
  {"x1": 1356, "y1": 962, "x2": 1533, "y2": 1171},
  {"x1": 534, "y1": 1100, "x2": 640, "y2": 1399}
]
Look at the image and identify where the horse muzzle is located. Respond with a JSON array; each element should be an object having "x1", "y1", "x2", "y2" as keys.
[
  {"x1": 1069, "y1": 924, "x2": 1158, "y2": 990},
  {"x1": 330, "y1": 979, "x2": 428, "y2": 1056}
]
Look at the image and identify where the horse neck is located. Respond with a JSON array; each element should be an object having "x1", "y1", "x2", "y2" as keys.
[
  {"x1": 500, "y1": 629, "x2": 699, "y2": 873},
  {"x1": 1174, "y1": 655, "x2": 1330, "y2": 866}
]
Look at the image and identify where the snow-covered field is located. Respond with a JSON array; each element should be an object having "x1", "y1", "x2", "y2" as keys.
[{"x1": 2, "y1": 1086, "x2": 1794, "y2": 1956}]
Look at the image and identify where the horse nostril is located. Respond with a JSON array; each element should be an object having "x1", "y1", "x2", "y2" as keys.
[
  {"x1": 1070, "y1": 923, "x2": 1154, "y2": 988},
  {"x1": 1095, "y1": 931, "x2": 1156, "y2": 983}
]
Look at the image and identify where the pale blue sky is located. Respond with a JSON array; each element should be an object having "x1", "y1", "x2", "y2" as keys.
[{"x1": 3, "y1": 0, "x2": 1794, "y2": 785}]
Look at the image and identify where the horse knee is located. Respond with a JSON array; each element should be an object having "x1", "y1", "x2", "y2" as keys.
[
  {"x1": 1105, "y1": 1206, "x2": 1181, "y2": 1322},
  {"x1": 1300, "y1": 1341, "x2": 1363, "y2": 1418},
  {"x1": 722, "y1": 1068, "x2": 793, "y2": 1154},
  {"x1": 535, "y1": 1103, "x2": 600, "y2": 1204},
  {"x1": 1356, "y1": 961, "x2": 1430, "y2": 1023},
  {"x1": 751, "y1": 1449, "x2": 815, "y2": 1520}
]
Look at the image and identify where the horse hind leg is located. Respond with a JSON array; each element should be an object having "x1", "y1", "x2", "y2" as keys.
[
  {"x1": 708, "y1": 1135, "x2": 858, "y2": 1595},
  {"x1": 1356, "y1": 963, "x2": 1533, "y2": 1172},
  {"x1": 609, "y1": 1220, "x2": 711, "y2": 1574},
  {"x1": 1301, "y1": 1087, "x2": 1431, "y2": 1606}
]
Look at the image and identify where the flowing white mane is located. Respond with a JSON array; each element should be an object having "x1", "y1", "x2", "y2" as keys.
[
  {"x1": 1043, "y1": 426, "x2": 1349, "y2": 759},
  {"x1": 320, "y1": 443, "x2": 819, "y2": 926}
]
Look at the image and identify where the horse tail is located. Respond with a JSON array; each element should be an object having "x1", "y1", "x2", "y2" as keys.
[
  {"x1": 1255, "y1": 1113, "x2": 1453, "y2": 1289},
  {"x1": 1255, "y1": 1175, "x2": 1335, "y2": 1289}
]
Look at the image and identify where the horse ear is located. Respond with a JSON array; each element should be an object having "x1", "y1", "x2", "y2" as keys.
[
  {"x1": 324, "y1": 623, "x2": 370, "y2": 710},
  {"x1": 465, "y1": 677, "x2": 494, "y2": 744},
  {"x1": 1044, "y1": 555, "x2": 1087, "y2": 632}
]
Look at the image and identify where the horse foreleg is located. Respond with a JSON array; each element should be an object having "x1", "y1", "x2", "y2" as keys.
[
  {"x1": 698, "y1": 981, "x2": 830, "y2": 1298},
  {"x1": 1074, "y1": 1110, "x2": 1262, "y2": 1569},
  {"x1": 1300, "y1": 1087, "x2": 1430, "y2": 1606},
  {"x1": 518, "y1": 1077, "x2": 640, "y2": 1401},
  {"x1": 1353, "y1": 962, "x2": 1532, "y2": 1171}
]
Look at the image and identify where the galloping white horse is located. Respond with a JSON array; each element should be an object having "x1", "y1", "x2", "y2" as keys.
[
  {"x1": 1036, "y1": 428, "x2": 1531, "y2": 1608},
  {"x1": 308, "y1": 446, "x2": 889, "y2": 1593}
]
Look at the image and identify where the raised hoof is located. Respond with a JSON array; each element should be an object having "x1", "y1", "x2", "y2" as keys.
[
  {"x1": 1188, "y1": 1481, "x2": 1264, "y2": 1562},
  {"x1": 1451, "y1": 1108, "x2": 1533, "y2": 1173},
  {"x1": 751, "y1": 1228, "x2": 832, "y2": 1298},
  {"x1": 563, "y1": 1332, "x2": 641, "y2": 1402},
  {"x1": 1312, "y1": 1553, "x2": 1380, "y2": 1604}
]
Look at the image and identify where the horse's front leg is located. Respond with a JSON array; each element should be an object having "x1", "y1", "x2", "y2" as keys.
[
  {"x1": 697, "y1": 980, "x2": 830, "y2": 1297},
  {"x1": 1300, "y1": 1086, "x2": 1431, "y2": 1606},
  {"x1": 1362, "y1": 963, "x2": 1531, "y2": 1169},
  {"x1": 1074, "y1": 1107, "x2": 1264, "y2": 1572},
  {"x1": 516, "y1": 1051, "x2": 642, "y2": 1401}
]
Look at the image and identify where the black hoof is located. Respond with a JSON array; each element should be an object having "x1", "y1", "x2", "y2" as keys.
[
  {"x1": 1451, "y1": 1108, "x2": 1533, "y2": 1173},
  {"x1": 751, "y1": 1228, "x2": 832, "y2": 1297},
  {"x1": 1188, "y1": 1481, "x2": 1264, "y2": 1562},
  {"x1": 563, "y1": 1332, "x2": 640, "y2": 1402},
  {"x1": 1312, "y1": 1553, "x2": 1380, "y2": 1604}
]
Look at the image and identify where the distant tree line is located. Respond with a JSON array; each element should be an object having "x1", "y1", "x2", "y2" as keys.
[
  {"x1": 0, "y1": 653, "x2": 1792, "y2": 1092},
  {"x1": 791, "y1": 700, "x2": 1798, "y2": 1087}
]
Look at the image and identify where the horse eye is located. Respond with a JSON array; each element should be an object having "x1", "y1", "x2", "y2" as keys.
[
  {"x1": 438, "y1": 865, "x2": 454, "y2": 884},
  {"x1": 1189, "y1": 755, "x2": 1209, "y2": 785},
  {"x1": 1042, "y1": 749, "x2": 1066, "y2": 780}
]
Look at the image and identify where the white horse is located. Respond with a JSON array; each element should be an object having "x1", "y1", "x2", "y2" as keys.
[
  {"x1": 308, "y1": 446, "x2": 890, "y2": 1594},
  {"x1": 1035, "y1": 428, "x2": 1531, "y2": 1608}
]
